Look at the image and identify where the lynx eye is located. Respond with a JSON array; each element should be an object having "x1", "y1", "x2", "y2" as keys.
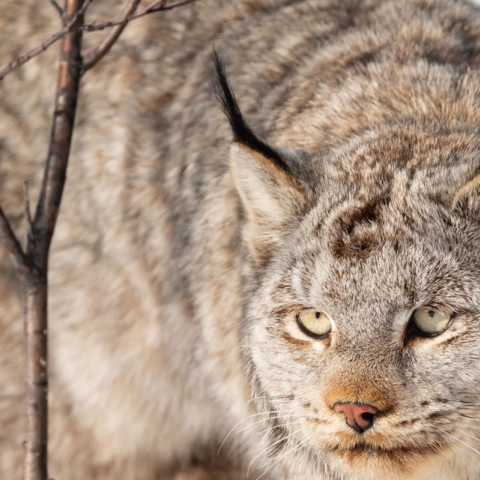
[
  {"x1": 296, "y1": 309, "x2": 331, "y2": 339},
  {"x1": 412, "y1": 307, "x2": 453, "y2": 336}
]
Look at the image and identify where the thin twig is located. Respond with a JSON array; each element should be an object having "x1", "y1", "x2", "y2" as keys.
[
  {"x1": 23, "y1": 181, "x2": 33, "y2": 254},
  {"x1": 82, "y1": 0, "x2": 143, "y2": 71},
  {"x1": 82, "y1": 0, "x2": 196, "y2": 31},
  {"x1": 0, "y1": 0, "x2": 197, "y2": 81},
  {"x1": 24, "y1": 181, "x2": 32, "y2": 227},
  {"x1": 48, "y1": 0, "x2": 64, "y2": 21},
  {"x1": 0, "y1": 207, "x2": 30, "y2": 275},
  {"x1": 0, "y1": 0, "x2": 93, "y2": 81}
]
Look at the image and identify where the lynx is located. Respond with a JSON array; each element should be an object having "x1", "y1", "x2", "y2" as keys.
[{"x1": 2, "y1": 0, "x2": 480, "y2": 478}]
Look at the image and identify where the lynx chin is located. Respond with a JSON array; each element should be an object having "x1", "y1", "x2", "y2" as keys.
[{"x1": 2, "y1": 0, "x2": 480, "y2": 479}]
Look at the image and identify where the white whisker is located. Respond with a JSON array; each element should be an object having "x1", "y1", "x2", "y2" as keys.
[
  {"x1": 455, "y1": 429, "x2": 480, "y2": 444},
  {"x1": 445, "y1": 432, "x2": 480, "y2": 457},
  {"x1": 232, "y1": 414, "x2": 299, "y2": 437},
  {"x1": 255, "y1": 437, "x2": 310, "y2": 480},
  {"x1": 255, "y1": 420, "x2": 306, "y2": 437},
  {"x1": 240, "y1": 395, "x2": 292, "y2": 413},
  {"x1": 246, "y1": 428, "x2": 303, "y2": 478},
  {"x1": 463, "y1": 425, "x2": 480, "y2": 431},
  {"x1": 217, "y1": 409, "x2": 297, "y2": 455}
]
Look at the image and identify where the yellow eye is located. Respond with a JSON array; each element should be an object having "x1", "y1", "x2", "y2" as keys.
[
  {"x1": 412, "y1": 307, "x2": 453, "y2": 336},
  {"x1": 296, "y1": 309, "x2": 331, "y2": 339}
]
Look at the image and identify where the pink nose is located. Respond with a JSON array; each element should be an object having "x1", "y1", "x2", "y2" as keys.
[{"x1": 333, "y1": 402, "x2": 378, "y2": 433}]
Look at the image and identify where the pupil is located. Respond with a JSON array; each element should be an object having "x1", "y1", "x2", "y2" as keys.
[
  {"x1": 315, "y1": 312, "x2": 320, "y2": 319},
  {"x1": 428, "y1": 310, "x2": 435, "y2": 318}
]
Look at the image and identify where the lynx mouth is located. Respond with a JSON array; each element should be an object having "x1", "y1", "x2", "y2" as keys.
[{"x1": 328, "y1": 441, "x2": 447, "y2": 469}]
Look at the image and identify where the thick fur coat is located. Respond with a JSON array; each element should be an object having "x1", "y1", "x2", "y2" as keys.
[{"x1": 2, "y1": 0, "x2": 480, "y2": 479}]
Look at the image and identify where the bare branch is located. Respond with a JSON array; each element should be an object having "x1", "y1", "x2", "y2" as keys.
[
  {"x1": 24, "y1": 181, "x2": 32, "y2": 227},
  {"x1": 0, "y1": 0, "x2": 197, "y2": 81},
  {"x1": 82, "y1": 0, "x2": 197, "y2": 31},
  {"x1": 83, "y1": 0, "x2": 143, "y2": 72},
  {"x1": 48, "y1": 0, "x2": 64, "y2": 21},
  {"x1": 0, "y1": 0, "x2": 92, "y2": 82},
  {"x1": 30, "y1": 1, "x2": 85, "y2": 273},
  {"x1": 21, "y1": 1, "x2": 86, "y2": 478},
  {"x1": 0, "y1": 206, "x2": 30, "y2": 276}
]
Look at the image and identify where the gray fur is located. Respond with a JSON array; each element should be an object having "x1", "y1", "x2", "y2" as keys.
[{"x1": 1, "y1": 0, "x2": 480, "y2": 478}]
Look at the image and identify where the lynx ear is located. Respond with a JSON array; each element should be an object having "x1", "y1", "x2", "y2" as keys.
[
  {"x1": 213, "y1": 50, "x2": 307, "y2": 261},
  {"x1": 452, "y1": 173, "x2": 480, "y2": 218},
  {"x1": 229, "y1": 143, "x2": 307, "y2": 260}
]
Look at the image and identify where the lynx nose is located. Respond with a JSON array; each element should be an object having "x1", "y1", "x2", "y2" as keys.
[{"x1": 333, "y1": 402, "x2": 378, "y2": 433}]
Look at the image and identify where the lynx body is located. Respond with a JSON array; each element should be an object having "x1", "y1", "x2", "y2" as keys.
[{"x1": 2, "y1": 0, "x2": 480, "y2": 479}]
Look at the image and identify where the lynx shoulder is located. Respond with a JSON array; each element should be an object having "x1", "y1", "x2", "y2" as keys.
[{"x1": 1, "y1": 0, "x2": 480, "y2": 479}]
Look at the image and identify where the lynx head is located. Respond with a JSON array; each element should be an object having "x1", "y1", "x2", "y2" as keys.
[{"x1": 214, "y1": 52, "x2": 480, "y2": 479}]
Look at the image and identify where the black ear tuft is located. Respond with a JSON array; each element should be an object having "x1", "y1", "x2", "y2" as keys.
[
  {"x1": 212, "y1": 48, "x2": 290, "y2": 174},
  {"x1": 212, "y1": 48, "x2": 249, "y2": 144}
]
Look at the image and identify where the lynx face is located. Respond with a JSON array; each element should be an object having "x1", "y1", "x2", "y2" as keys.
[
  {"x1": 247, "y1": 195, "x2": 480, "y2": 478},
  {"x1": 214, "y1": 64, "x2": 480, "y2": 478}
]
